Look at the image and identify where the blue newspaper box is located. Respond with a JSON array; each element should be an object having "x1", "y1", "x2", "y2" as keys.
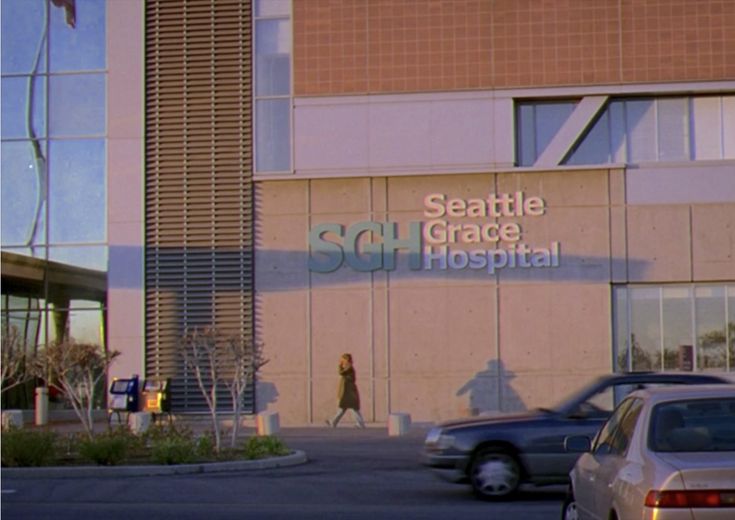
[{"x1": 108, "y1": 375, "x2": 139, "y2": 420}]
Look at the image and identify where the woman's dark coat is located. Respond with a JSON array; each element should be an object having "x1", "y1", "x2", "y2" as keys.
[{"x1": 337, "y1": 363, "x2": 360, "y2": 410}]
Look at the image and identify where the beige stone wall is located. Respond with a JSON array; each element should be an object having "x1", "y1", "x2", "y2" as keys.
[{"x1": 254, "y1": 168, "x2": 735, "y2": 425}]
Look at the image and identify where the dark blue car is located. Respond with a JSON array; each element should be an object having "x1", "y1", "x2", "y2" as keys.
[{"x1": 420, "y1": 372, "x2": 733, "y2": 501}]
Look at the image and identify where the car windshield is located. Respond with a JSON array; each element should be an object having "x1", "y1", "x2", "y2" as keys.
[{"x1": 650, "y1": 398, "x2": 735, "y2": 452}]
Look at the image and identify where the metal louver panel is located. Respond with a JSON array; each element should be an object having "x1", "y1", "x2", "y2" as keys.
[{"x1": 145, "y1": 0, "x2": 254, "y2": 413}]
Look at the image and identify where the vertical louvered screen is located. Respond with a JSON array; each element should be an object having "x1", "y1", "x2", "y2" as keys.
[{"x1": 145, "y1": 0, "x2": 254, "y2": 413}]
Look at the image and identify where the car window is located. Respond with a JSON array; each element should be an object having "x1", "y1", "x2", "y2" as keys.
[
  {"x1": 592, "y1": 398, "x2": 635, "y2": 453},
  {"x1": 650, "y1": 398, "x2": 735, "y2": 452},
  {"x1": 576, "y1": 383, "x2": 643, "y2": 418},
  {"x1": 607, "y1": 398, "x2": 643, "y2": 455}
]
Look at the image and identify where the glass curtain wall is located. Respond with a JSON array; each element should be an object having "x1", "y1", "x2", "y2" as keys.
[
  {"x1": 253, "y1": 0, "x2": 292, "y2": 173},
  {"x1": 613, "y1": 285, "x2": 735, "y2": 373},
  {"x1": 1, "y1": 0, "x2": 107, "y2": 407},
  {"x1": 517, "y1": 95, "x2": 735, "y2": 166}
]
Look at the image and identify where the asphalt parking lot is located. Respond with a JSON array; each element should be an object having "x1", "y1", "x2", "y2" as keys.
[{"x1": 2, "y1": 425, "x2": 565, "y2": 520}]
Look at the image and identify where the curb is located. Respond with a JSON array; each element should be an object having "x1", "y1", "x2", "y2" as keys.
[{"x1": 2, "y1": 450, "x2": 308, "y2": 479}]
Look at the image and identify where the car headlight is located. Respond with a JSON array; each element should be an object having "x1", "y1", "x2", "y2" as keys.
[{"x1": 425, "y1": 427, "x2": 455, "y2": 450}]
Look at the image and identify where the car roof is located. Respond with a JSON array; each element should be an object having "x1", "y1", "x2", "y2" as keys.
[{"x1": 628, "y1": 384, "x2": 735, "y2": 404}]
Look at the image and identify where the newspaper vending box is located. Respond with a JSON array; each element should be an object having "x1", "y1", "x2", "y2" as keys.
[
  {"x1": 142, "y1": 378, "x2": 171, "y2": 415},
  {"x1": 108, "y1": 375, "x2": 139, "y2": 422}
]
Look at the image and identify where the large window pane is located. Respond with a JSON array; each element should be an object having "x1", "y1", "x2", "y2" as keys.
[
  {"x1": 516, "y1": 104, "x2": 536, "y2": 166},
  {"x1": 48, "y1": 139, "x2": 106, "y2": 243},
  {"x1": 626, "y1": 99, "x2": 656, "y2": 163},
  {"x1": 629, "y1": 287, "x2": 661, "y2": 371},
  {"x1": 566, "y1": 110, "x2": 610, "y2": 165},
  {"x1": 691, "y1": 97, "x2": 722, "y2": 160},
  {"x1": 48, "y1": 245, "x2": 107, "y2": 272},
  {"x1": 609, "y1": 101, "x2": 627, "y2": 163},
  {"x1": 657, "y1": 98, "x2": 689, "y2": 161},
  {"x1": 1, "y1": 141, "x2": 47, "y2": 246},
  {"x1": 695, "y1": 286, "x2": 726, "y2": 371},
  {"x1": 1, "y1": 76, "x2": 46, "y2": 139},
  {"x1": 255, "y1": 0, "x2": 290, "y2": 17},
  {"x1": 613, "y1": 286, "x2": 629, "y2": 372},
  {"x1": 535, "y1": 102, "x2": 575, "y2": 160},
  {"x1": 662, "y1": 287, "x2": 693, "y2": 370},
  {"x1": 724, "y1": 96, "x2": 735, "y2": 159},
  {"x1": 255, "y1": 99, "x2": 291, "y2": 172},
  {"x1": 49, "y1": 74, "x2": 106, "y2": 136},
  {"x1": 1, "y1": 0, "x2": 46, "y2": 74},
  {"x1": 255, "y1": 19, "x2": 291, "y2": 96},
  {"x1": 49, "y1": 0, "x2": 106, "y2": 72}
]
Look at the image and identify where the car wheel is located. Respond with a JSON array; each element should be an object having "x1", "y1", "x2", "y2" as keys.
[
  {"x1": 469, "y1": 447, "x2": 521, "y2": 500},
  {"x1": 561, "y1": 488, "x2": 579, "y2": 520}
]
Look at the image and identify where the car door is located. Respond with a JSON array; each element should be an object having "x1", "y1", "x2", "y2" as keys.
[
  {"x1": 572, "y1": 398, "x2": 636, "y2": 519},
  {"x1": 591, "y1": 398, "x2": 644, "y2": 519},
  {"x1": 529, "y1": 382, "x2": 636, "y2": 480}
]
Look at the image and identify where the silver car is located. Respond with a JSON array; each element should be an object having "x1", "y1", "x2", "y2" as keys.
[{"x1": 563, "y1": 384, "x2": 735, "y2": 520}]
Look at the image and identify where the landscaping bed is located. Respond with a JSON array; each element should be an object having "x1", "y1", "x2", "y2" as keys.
[{"x1": 1, "y1": 423, "x2": 290, "y2": 468}]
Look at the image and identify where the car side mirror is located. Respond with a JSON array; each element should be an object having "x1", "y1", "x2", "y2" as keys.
[{"x1": 564, "y1": 435, "x2": 592, "y2": 453}]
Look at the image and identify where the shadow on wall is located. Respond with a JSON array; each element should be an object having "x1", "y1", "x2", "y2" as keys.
[
  {"x1": 256, "y1": 379, "x2": 279, "y2": 411},
  {"x1": 456, "y1": 360, "x2": 525, "y2": 416}
]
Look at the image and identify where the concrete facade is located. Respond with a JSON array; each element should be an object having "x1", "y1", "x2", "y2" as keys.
[{"x1": 254, "y1": 167, "x2": 735, "y2": 424}]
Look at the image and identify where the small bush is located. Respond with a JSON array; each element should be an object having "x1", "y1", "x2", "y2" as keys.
[
  {"x1": 242, "y1": 435, "x2": 290, "y2": 460},
  {"x1": 149, "y1": 436, "x2": 196, "y2": 465},
  {"x1": 1, "y1": 428, "x2": 58, "y2": 467},
  {"x1": 78, "y1": 427, "x2": 139, "y2": 466},
  {"x1": 195, "y1": 432, "x2": 216, "y2": 459}
]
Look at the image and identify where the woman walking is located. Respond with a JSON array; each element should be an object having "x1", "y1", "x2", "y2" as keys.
[{"x1": 326, "y1": 353, "x2": 366, "y2": 428}]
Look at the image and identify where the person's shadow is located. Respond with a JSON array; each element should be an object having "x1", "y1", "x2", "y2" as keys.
[
  {"x1": 456, "y1": 360, "x2": 525, "y2": 416},
  {"x1": 256, "y1": 380, "x2": 279, "y2": 411}
]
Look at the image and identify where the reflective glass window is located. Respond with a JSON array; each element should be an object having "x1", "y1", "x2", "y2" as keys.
[
  {"x1": 49, "y1": 74, "x2": 106, "y2": 136},
  {"x1": 49, "y1": 0, "x2": 106, "y2": 72},
  {"x1": 614, "y1": 284, "x2": 734, "y2": 373},
  {"x1": 1, "y1": 76, "x2": 47, "y2": 139},
  {"x1": 626, "y1": 99, "x2": 657, "y2": 163},
  {"x1": 696, "y1": 286, "x2": 727, "y2": 371},
  {"x1": 1, "y1": 141, "x2": 48, "y2": 247},
  {"x1": 566, "y1": 109, "x2": 610, "y2": 165},
  {"x1": 662, "y1": 287, "x2": 693, "y2": 370},
  {"x1": 0, "y1": 0, "x2": 47, "y2": 74},
  {"x1": 48, "y1": 245, "x2": 107, "y2": 272},
  {"x1": 629, "y1": 287, "x2": 661, "y2": 371},
  {"x1": 657, "y1": 97, "x2": 689, "y2": 161},
  {"x1": 255, "y1": 18, "x2": 291, "y2": 97},
  {"x1": 613, "y1": 286, "x2": 629, "y2": 371},
  {"x1": 48, "y1": 139, "x2": 106, "y2": 244},
  {"x1": 254, "y1": 0, "x2": 290, "y2": 17},
  {"x1": 255, "y1": 99, "x2": 291, "y2": 172},
  {"x1": 516, "y1": 101, "x2": 576, "y2": 166}
]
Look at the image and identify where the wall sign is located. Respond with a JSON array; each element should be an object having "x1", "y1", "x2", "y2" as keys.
[{"x1": 308, "y1": 191, "x2": 560, "y2": 274}]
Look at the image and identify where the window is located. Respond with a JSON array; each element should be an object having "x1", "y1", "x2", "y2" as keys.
[
  {"x1": 613, "y1": 284, "x2": 735, "y2": 373},
  {"x1": 253, "y1": 0, "x2": 292, "y2": 173},
  {"x1": 592, "y1": 397, "x2": 635, "y2": 454},
  {"x1": 516, "y1": 101, "x2": 577, "y2": 166},
  {"x1": 651, "y1": 398, "x2": 735, "y2": 452},
  {"x1": 1, "y1": 0, "x2": 108, "y2": 408},
  {"x1": 517, "y1": 95, "x2": 735, "y2": 167}
]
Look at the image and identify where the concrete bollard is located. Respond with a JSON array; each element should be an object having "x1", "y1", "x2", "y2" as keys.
[
  {"x1": 388, "y1": 412, "x2": 411, "y2": 436},
  {"x1": 35, "y1": 386, "x2": 49, "y2": 426},
  {"x1": 256, "y1": 411, "x2": 280, "y2": 436},
  {"x1": 2, "y1": 410, "x2": 24, "y2": 429},
  {"x1": 128, "y1": 412, "x2": 152, "y2": 434}
]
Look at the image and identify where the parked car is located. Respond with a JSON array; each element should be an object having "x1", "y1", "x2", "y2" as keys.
[
  {"x1": 420, "y1": 372, "x2": 733, "y2": 501},
  {"x1": 563, "y1": 384, "x2": 735, "y2": 520}
]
